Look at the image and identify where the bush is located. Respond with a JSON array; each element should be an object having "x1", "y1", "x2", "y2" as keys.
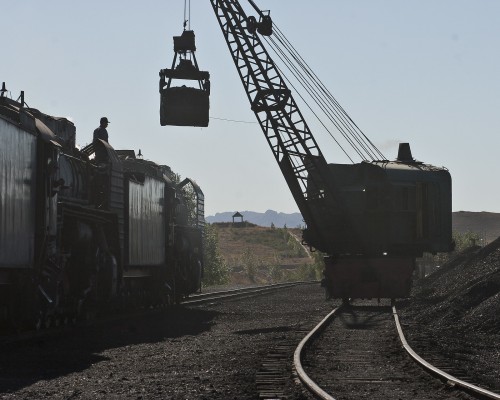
[
  {"x1": 417, "y1": 231, "x2": 485, "y2": 277},
  {"x1": 241, "y1": 248, "x2": 258, "y2": 282},
  {"x1": 203, "y1": 224, "x2": 230, "y2": 286}
]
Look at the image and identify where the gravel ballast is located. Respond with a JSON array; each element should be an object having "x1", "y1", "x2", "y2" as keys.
[{"x1": 0, "y1": 285, "x2": 330, "y2": 399}]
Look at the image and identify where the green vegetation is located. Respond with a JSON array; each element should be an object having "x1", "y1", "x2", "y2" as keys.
[
  {"x1": 418, "y1": 230, "x2": 485, "y2": 276},
  {"x1": 209, "y1": 223, "x2": 321, "y2": 285},
  {"x1": 311, "y1": 250, "x2": 326, "y2": 278},
  {"x1": 228, "y1": 226, "x2": 307, "y2": 258},
  {"x1": 202, "y1": 224, "x2": 230, "y2": 286},
  {"x1": 267, "y1": 254, "x2": 284, "y2": 283},
  {"x1": 453, "y1": 231, "x2": 484, "y2": 250},
  {"x1": 242, "y1": 248, "x2": 258, "y2": 282}
]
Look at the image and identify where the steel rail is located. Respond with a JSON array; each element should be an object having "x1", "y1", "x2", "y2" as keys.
[
  {"x1": 393, "y1": 306, "x2": 500, "y2": 400},
  {"x1": 294, "y1": 304, "x2": 500, "y2": 400},
  {"x1": 293, "y1": 305, "x2": 341, "y2": 400},
  {"x1": 184, "y1": 281, "x2": 315, "y2": 305}
]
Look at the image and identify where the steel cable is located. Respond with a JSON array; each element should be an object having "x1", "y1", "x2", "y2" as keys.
[
  {"x1": 271, "y1": 30, "x2": 379, "y2": 161},
  {"x1": 263, "y1": 36, "x2": 360, "y2": 162},
  {"x1": 266, "y1": 35, "x2": 377, "y2": 161},
  {"x1": 271, "y1": 23, "x2": 386, "y2": 161},
  {"x1": 273, "y1": 24, "x2": 384, "y2": 159}
]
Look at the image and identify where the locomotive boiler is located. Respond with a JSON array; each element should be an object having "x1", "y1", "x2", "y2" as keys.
[{"x1": 0, "y1": 89, "x2": 204, "y2": 329}]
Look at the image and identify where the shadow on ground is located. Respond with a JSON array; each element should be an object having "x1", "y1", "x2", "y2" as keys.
[{"x1": 0, "y1": 306, "x2": 219, "y2": 394}]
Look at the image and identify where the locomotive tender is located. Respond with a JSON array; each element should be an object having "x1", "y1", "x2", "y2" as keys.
[{"x1": 0, "y1": 90, "x2": 204, "y2": 328}]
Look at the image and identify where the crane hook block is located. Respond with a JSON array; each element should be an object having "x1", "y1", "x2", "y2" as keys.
[
  {"x1": 159, "y1": 29, "x2": 210, "y2": 127},
  {"x1": 246, "y1": 15, "x2": 272, "y2": 36},
  {"x1": 174, "y1": 30, "x2": 196, "y2": 53}
]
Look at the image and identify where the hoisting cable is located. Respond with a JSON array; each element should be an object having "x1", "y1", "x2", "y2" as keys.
[
  {"x1": 266, "y1": 25, "x2": 385, "y2": 160},
  {"x1": 271, "y1": 23, "x2": 386, "y2": 161},
  {"x1": 265, "y1": 35, "x2": 368, "y2": 161},
  {"x1": 271, "y1": 32, "x2": 381, "y2": 161},
  {"x1": 266, "y1": 39, "x2": 365, "y2": 161},
  {"x1": 270, "y1": 47, "x2": 356, "y2": 163},
  {"x1": 268, "y1": 32, "x2": 379, "y2": 161},
  {"x1": 273, "y1": 24, "x2": 385, "y2": 161},
  {"x1": 274, "y1": 33, "x2": 386, "y2": 163},
  {"x1": 183, "y1": 0, "x2": 191, "y2": 30},
  {"x1": 265, "y1": 35, "x2": 373, "y2": 162}
]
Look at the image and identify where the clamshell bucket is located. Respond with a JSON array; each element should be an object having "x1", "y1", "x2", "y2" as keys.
[
  {"x1": 160, "y1": 86, "x2": 209, "y2": 127},
  {"x1": 159, "y1": 30, "x2": 210, "y2": 127}
]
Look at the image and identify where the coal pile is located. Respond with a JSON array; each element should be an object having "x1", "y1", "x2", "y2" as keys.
[{"x1": 402, "y1": 237, "x2": 500, "y2": 390}]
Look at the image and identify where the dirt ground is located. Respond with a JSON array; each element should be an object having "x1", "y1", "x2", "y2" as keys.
[
  {"x1": 0, "y1": 285, "x2": 330, "y2": 400},
  {"x1": 1, "y1": 241, "x2": 498, "y2": 399}
]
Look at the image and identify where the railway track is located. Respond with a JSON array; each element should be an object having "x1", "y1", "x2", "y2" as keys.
[
  {"x1": 0, "y1": 282, "x2": 313, "y2": 346},
  {"x1": 184, "y1": 282, "x2": 312, "y2": 305},
  {"x1": 294, "y1": 301, "x2": 500, "y2": 400}
]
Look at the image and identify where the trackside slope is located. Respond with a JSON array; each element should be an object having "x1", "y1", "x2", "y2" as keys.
[{"x1": 402, "y1": 238, "x2": 500, "y2": 391}]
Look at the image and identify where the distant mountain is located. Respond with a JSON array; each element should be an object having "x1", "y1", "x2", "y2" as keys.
[
  {"x1": 206, "y1": 210, "x2": 304, "y2": 228},
  {"x1": 206, "y1": 210, "x2": 500, "y2": 241},
  {"x1": 453, "y1": 211, "x2": 500, "y2": 242}
]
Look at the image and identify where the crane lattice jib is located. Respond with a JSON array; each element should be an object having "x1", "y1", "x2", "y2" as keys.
[{"x1": 210, "y1": 0, "x2": 338, "y2": 243}]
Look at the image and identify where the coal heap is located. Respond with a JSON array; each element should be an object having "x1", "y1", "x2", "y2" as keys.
[
  {"x1": 403, "y1": 237, "x2": 500, "y2": 390},
  {"x1": 411, "y1": 238, "x2": 500, "y2": 333}
]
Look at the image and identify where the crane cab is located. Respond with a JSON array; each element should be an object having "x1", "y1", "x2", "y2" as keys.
[
  {"x1": 305, "y1": 144, "x2": 453, "y2": 257},
  {"x1": 305, "y1": 144, "x2": 453, "y2": 299},
  {"x1": 159, "y1": 30, "x2": 210, "y2": 127}
]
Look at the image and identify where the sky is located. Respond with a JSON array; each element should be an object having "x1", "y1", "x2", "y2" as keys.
[{"x1": 3, "y1": 1, "x2": 499, "y2": 216}]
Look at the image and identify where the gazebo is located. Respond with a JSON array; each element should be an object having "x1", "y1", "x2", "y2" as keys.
[{"x1": 232, "y1": 211, "x2": 244, "y2": 224}]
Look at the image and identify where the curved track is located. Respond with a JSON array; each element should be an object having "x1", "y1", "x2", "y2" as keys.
[{"x1": 294, "y1": 302, "x2": 500, "y2": 400}]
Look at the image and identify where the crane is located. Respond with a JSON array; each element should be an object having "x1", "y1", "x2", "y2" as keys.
[{"x1": 161, "y1": 0, "x2": 453, "y2": 300}]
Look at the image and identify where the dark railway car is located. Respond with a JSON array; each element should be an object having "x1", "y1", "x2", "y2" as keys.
[
  {"x1": 117, "y1": 153, "x2": 204, "y2": 302},
  {"x1": 305, "y1": 144, "x2": 452, "y2": 300},
  {"x1": 0, "y1": 91, "x2": 204, "y2": 328}
]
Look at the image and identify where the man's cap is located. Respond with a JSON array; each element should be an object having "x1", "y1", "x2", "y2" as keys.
[{"x1": 100, "y1": 117, "x2": 110, "y2": 124}]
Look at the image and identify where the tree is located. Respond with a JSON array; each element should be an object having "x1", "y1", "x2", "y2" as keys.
[{"x1": 203, "y1": 224, "x2": 230, "y2": 286}]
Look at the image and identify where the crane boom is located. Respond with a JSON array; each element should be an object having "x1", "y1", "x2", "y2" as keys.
[{"x1": 209, "y1": 0, "x2": 342, "y2": 250}]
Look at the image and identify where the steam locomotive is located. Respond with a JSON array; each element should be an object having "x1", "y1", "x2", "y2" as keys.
[{"x1": 0, "y1": 91, "x2": 204, "y2": 329}]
